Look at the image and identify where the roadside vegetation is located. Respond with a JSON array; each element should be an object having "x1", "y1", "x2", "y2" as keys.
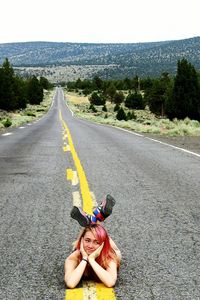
[
  {"x1": 65, "y1": 92, "x2": 200, "y2": 136},
  {"x1": 0, "y1": 89, "x2": 54, "y2": 131},
  {"x1": 65, "y1": 58, "x2": 200, "y2": 136},
  {"x1": 0, "y1": 58, "x2": 53, "y2": 131},
  {"x1": 1, "y1": 57, "x2": 200, "y2": 137}
]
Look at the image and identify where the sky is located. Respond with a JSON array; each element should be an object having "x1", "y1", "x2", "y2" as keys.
[{"x1": 0, "y1": 0, "x2": 199, "y2": 44}]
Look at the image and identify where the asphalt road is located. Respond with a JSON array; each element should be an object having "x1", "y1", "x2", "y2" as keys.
[{"x1": 0, "y1": 88, "x2": 200, "y2": 300}]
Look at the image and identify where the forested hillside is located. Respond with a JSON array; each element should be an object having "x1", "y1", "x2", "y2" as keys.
[{"x1": 0, "y1": 37, "x2": 199, "y2": 80}]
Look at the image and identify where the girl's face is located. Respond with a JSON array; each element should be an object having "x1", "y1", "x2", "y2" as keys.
[{"x1": 83, "y1": 230, "x2": 101, "y2": 255}]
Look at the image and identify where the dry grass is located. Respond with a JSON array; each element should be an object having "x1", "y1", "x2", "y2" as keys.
[
  {"x1": 66, "y1": 92, "x2": 89, "y2": 104},
  {"x1": 65, "y1": 92, "x2": 200, "y2": 137}
]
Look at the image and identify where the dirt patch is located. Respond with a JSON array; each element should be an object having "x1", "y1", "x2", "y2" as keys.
[{"x1": 144, "y1": 134, "x2": 200, "y2": 155}]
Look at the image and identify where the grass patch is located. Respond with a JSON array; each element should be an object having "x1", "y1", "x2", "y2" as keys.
[
  {"x1": 65, "y1": 91, "x2": 200, "y2": 136},
  {"x1": 66, "y1": 91, "x2": 90, "y2": 105}
]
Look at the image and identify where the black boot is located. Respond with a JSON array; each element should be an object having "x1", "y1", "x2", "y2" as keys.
[{"x1": 70, "y1": 206, "x2": 91, "y2": 227}]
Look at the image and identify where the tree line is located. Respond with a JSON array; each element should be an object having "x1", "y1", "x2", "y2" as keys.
[
  {"x1": 0, "y1": 58, "x2": 53, "y2": 111},
  {"x1": 67, "y1": 58, "x2": 200, "y2": 121}
]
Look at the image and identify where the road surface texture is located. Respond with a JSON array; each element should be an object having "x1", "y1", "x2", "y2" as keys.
[{"x1": 0, "y1": 88, "x2": 200, "y2": 300}]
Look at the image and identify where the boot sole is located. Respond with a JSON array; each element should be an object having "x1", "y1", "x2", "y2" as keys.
[
  {"x1": 70, "y1": 207, "x2": 89, "y2": 227},
  {"x1": 104, "y1": 194, "x2": 116, "y2": 216}
]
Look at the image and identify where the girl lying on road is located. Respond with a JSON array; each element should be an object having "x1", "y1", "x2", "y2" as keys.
[{"x1": 64, "y1": 195, "x2": 121, "y2": 289}]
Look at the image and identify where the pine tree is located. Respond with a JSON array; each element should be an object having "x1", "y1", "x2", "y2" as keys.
[
  {"x1": 0, "y1": 58, "x2": 16, "y2": 110},
  {"x1": 166, "y1": 58, "x2": 200, "y2": 120},
  {"x1": 145, "y1": 73, "x2": 171, "y2": 116},
  {"x1": 27, "y1": 76, "x2": 43, "y2": 105}
]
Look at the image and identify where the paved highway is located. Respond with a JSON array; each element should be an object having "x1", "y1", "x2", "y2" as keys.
[{"x1": 0, "y1": 88, "x2": 200, "y2": 299}]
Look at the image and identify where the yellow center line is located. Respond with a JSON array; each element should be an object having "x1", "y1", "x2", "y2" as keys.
[
  {"x1": 63, "y1": 145, "x2": 70, "y2": 152},
  {"x1": 96, "y1": 283, "x2": 116, "y2": 300},
  {"x1": 59, "y1": 110, "x2": 93, "y2": 214},
  {"x1": 60, "y1": 110, "x2": 116, "y2": 300},
  {"x1": 65, "y1": 288, "x2": 84, "y2": 299}
]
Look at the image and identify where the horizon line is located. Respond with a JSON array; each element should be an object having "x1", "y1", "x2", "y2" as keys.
[{"x1": 0, "y1": 35, "x2": 199, "y2": 45}]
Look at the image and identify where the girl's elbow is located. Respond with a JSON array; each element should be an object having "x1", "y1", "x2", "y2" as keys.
[
  {"x1": 105, "y1": 278, "x2": 116, "y2": 288},
  {"x1": 65, "y1": 281, "x2": 77, "y2": 289},
  {"x1": 64, "y1": 277, "x2": 77, "y2": 289},
  {"x1": 105, "y1": 282, "x2": 115, "y2": 288},
  {"x1": 66, "y1": 282, "x2": 76, "y2": 289}
]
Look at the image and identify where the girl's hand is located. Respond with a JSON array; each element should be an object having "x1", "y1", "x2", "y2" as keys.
[
  {"x1": 80, "y1": 238, "x2": 88, "y2": 259},
  {"x1": 88, "y1": 243, "x2": 104, "y2": 260}
]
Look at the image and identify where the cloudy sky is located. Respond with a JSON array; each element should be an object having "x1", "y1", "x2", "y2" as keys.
[{"x1": 0, "y1": 0, "x2": 199, "y2": 44}]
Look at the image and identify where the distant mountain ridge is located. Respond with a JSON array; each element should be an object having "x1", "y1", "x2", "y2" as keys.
[{"x1": 0, "y1": 37, "x2": 199, "y2": 79}]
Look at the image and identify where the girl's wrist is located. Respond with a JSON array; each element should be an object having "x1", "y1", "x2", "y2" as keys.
[{"x1": 82, "y1": 257, "x2": 88, "y2": 262}]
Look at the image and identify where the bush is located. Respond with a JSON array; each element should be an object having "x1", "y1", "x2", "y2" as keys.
[
  {"x1": 125, "y1": 92, "x2": 144, "y2": 109},
  {"x1": 2, "y1": 118, "x2": 12, "y2": 127},
  {"x1": 89, "y1": 92, "x2": 105, "y2": 106},
  {"x1": 116, "y1": 107, "x2": 127, "y2": 121},
  {"x1": 89, "y1": 104, "x2": 97, "y2": 112},
  {"x1": 190, "y1": 120, "x2": 200, "y2": 127}
]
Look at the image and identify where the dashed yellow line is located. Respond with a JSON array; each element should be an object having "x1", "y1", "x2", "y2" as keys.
[
  {"x1": 63, "y1": 145, "x2": 70, "y2": 152},
  {"x1": 63, "y1": 134, "x2": 68, "y2": 140},
  {"x1": 66, "y1": 169, "x2": 78, "y2": 186},
  {"x1": 66, "y1": 168, "x2": 73, "y2": 181},
  {"x1": 72, "y1": 191, "x2": 82, "y2": 207},
  {"x1": 59, "y1": 110, "x2": 93, "y2": 215}
]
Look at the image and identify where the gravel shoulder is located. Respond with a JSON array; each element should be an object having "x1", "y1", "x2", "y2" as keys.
[{"x1": 143, "y1": 133, "x2": 200, "y2": 155}]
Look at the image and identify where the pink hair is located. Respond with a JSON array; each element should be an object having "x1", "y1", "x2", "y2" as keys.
[{"x1": 76, "y1": 224, "x2": 119, "y2": 269}]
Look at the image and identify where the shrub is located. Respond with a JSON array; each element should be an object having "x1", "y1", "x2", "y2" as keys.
[
  {"x1": 125, "y1": 92, "x2": 144, "y2": 109},
  {"x1": 89, "y1": 92, "x2": 105, "y2": 105},
  {"x1": 89, "y1": 104, "x2": 97, "y2": 112},
  {"x1": 116, "y1": 107, "x2": 127, "y2": 121},
  {"x1": 2, "y1": 118, "x2": 12, "y2": 127},
  {"x1": 183, "y1": 117, "x2": 191, "y2": 125},
  {"x1": 190, "y1": 120, "x2": 200, "y2": 127}
]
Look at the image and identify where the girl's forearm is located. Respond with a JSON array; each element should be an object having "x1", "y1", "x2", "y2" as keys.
[
  {"x1": 88, "y1": 259, "x2": 116, "y2": 287},
  {"x1": 65, "y1": 260, "x2": 87, "y2": 289}
]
